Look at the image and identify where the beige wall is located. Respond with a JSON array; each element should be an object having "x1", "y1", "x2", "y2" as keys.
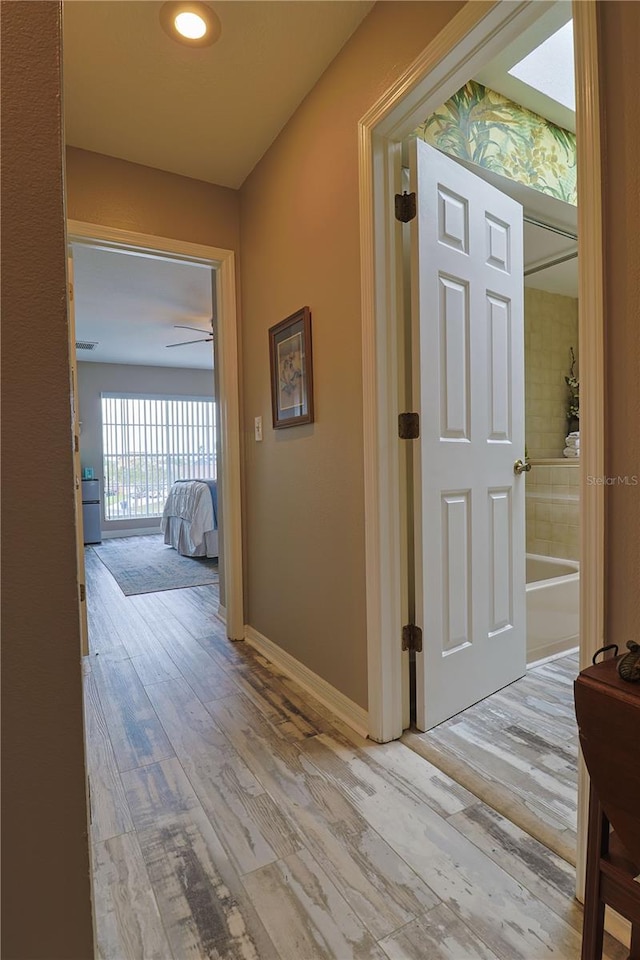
[
  {"x1": 525, "y1": 288, "x2": 579, "y2": 460},
  {"x1": 66, "y1": 146, "x2": 240, "y2": 253},
  {"x1": 239, "y1": 1, "x2": 463, "y2": 708},
  {"x1": 600, "y1": 1, "x2": 640, "y2": 648},
  {"x1": 1, "y1": 3, "x2": 94, "y2": 957},
  {"x1": 66, "y1": 150, "x2": 239, "y2": 606}
]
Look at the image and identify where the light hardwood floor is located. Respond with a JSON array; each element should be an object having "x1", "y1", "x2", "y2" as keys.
[
  {"x1": 84, "y1": 548, "x2": 625, "y2": 960},
  {"x1": 404, "y1": 652, "x2": 580, "y2": 864}
]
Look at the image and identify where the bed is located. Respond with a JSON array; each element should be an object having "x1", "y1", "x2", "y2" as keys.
[{"x1": 161, "y1": 479, "x2": 218, "y2": 558}]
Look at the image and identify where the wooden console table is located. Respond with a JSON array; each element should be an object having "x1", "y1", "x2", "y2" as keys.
[{"x1": 574, "y1": 657, "x2": 640, "y2": 960}]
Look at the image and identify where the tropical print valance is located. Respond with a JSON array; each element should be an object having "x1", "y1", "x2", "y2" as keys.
[{"x1": 414, "y1": 80, "x2": 576, "y2": 206}]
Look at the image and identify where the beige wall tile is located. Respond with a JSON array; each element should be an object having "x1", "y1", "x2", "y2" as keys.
[{"x1": 525, "y1": 288, "x2": 578, "y2": 459}]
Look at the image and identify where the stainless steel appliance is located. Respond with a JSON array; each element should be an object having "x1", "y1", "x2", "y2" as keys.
[{"x1": 81, "y1": 478, "x2": 102, "y2": 544}]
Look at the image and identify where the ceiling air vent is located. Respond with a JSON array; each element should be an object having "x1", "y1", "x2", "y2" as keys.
[{"x1": 76, "y1": 341, "x2": 98, "y2": 351}]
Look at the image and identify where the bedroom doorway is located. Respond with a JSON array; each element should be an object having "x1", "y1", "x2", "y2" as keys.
[{"x1": 67, "y1": 221, "x2": 244, "y2": 643}]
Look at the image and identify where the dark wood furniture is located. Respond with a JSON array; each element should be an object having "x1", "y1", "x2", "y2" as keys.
[{"x1": 574, "y1": 658, "x2": 640, "y2": 960}]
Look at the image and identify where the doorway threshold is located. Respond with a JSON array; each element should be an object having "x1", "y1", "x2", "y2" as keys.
[{"x1": 402, "y1": 651, "x2": 578, "y2": 866}]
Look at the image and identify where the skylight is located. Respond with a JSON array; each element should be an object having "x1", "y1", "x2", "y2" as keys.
[{"x1": 508, "y1": 20, "x2": 575, "y2": 112}]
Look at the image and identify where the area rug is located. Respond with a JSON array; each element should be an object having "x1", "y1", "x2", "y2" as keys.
[{"x1": 92, "y1": 535, "x2": 219, "y2": 596}]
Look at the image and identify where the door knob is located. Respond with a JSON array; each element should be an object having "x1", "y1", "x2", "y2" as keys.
[{"x1": 514, "y1": 458, "x2": 531, "y2": 475}]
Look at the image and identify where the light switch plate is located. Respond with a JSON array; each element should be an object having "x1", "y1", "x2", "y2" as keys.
[{"x1": 254, "y1": 416, "x2": 263, "y2": 441}]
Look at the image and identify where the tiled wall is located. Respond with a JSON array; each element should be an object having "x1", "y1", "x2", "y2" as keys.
[
  {"x1": 526, "y1": 462, "x2": 580, "y2": 561},
  {"x1": 525, "y1": 287, "x2": 579, "y2": 459}
]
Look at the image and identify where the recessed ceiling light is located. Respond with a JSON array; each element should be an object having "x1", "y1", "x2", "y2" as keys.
[
  {"x1": 159, "y1": 2, "x2": 221, "y2": 48},
  {"x1": 175, "y1": 12, "x2": 207, "y2": 40}
]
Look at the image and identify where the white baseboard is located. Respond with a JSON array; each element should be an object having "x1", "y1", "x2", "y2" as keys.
[
  {"x1": 527, "y1": 645, "x2": 580, "y2": 670},
  {"x1": 244, "y1": 625, "x2": 369, "y2": 738},
  {"x1": 605, "y1": 908, "x2": 631, "y2": 949},
  {"x1": 101, "y1": 527, "x2": 161, "y2": 539}
]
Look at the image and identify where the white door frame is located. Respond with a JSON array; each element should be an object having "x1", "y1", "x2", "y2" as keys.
[
  {"x1": 359, "y1": 0, "x2": 604, "y2": 898},
  {"x1": 67, "y1": 220, "x2": 245, "y2": 642}
]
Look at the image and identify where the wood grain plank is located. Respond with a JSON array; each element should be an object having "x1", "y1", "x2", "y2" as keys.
[
  {"x1": 146, "y1": 677, "x2": 301, "y2": 873},
  {"x1": 303, "y1": 731, "x2": 584, "y2": 960},
  {"x1": 334, "y1": 734, "x2": 477, "y2": 821},
  {"x1": 461, "y1": 674, "x2": 578, "y2": 742},
  {"x1": 402, "y1": 730, "x2": 577, "y2": 867},
  {"x1": 242, "y1": 848, "x2": 387, "y2": 960},
  {"x1": 187, "y1": 584, "x2": 225, "y2": 619},
  {"x1": 152, "y1": 617, "x2": 240, "y2": 702},
  {"x1": 447, "y1": 802, "x2": 580, "y2": 926},
  {"x1": 94, "y1": 657, "x2": 174, "y2": 773},
  {"x1": 446, "y1": 802, "x2": 631, "y2": 960},
  {"x1": 126, "y1": 590, "x2": 174, "y2": 623},
  {"x1": 84, "y1": 670, "x2": 134, "y2": 842},
  {"x1": 195, "y1": 630, "x2": 255, "y2": 670},
  {"x1": 137, "y1": 805, "x2": 279, "y2": 960},
  {"x1": 229, "y1": 657, "x2": 327, "y2": 741},
  {"x1": 207, "y1": 693, "x2": 440, "y2": 940},
  {"x1": 379, "y1": 903, "x2": 500, "y2": 960},
  {"x1": 407, "y1": 653, "x2": 580, "y2": 856},
  {"x1": 87, "y1": 548, "x2": 182, "y2": 684},
  {"x1": 531, "y1": 654, "x2": 579, "y2": 686},
  {"x1": 121, "y1": 757, "x2": 202, "y2": 833},
  {"x1": 426, "y1": 716, "x2": 577, "y2": 833},
  {"x1": 156, "y1": 586, "x2": 219, "y2": 637},
  {"x1": 92, "y1": 832, "x2": 173, "y2": 960}
]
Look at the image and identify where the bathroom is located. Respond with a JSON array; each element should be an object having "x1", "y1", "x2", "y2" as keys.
[
  {"x1": 524, "y1": 275, "x2": 580, "y2": 665},
  {"x1": 413, "y1": 69, "x2": 581, "y2": 668}
]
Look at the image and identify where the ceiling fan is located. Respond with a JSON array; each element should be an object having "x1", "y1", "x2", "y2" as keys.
[{"x1": 166, "y1": 320, "x2": 214, "y2": 349}]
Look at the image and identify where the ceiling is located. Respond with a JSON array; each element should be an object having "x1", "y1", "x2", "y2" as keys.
[
  {"x1": 72, "y1": 244, "x2": 215, "y2": 369},
  {"x1": 67, "y1": 0, "x2": 374, "y2": 368},
  {"x1": 69, "y1": 0, "x2": 577, "y2": 368},
  {"x1": 63, "y1": 0, "x2": 374, "y2": 189}
]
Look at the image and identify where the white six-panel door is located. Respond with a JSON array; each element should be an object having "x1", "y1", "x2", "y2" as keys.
[{"x1": 410, "y1": 139, "x2": 526, "y2": 731}]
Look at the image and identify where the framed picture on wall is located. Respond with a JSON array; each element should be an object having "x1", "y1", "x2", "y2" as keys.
[{"x1": 269, "y1": 306, "x2": 314, "y2": 428}]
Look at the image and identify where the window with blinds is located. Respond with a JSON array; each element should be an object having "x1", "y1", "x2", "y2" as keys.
[{"x1": 101, "y1": 394, "x2": 216, "y2": 520}]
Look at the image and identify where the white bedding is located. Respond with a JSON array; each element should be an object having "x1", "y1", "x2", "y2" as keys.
[{"x1": 161, "y1": 480, "x2": 218, "y2": 558}]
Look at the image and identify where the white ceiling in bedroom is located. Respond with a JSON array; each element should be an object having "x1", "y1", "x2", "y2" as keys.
[{"x1": 72, "y1": 244, "x2": 214, "y2": 370}]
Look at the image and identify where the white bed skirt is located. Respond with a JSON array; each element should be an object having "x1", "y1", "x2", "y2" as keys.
[{"x1": 163, "y1": 516, "x2": 219, "y2": 559}]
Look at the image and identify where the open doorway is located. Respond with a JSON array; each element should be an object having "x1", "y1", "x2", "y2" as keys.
[
  {"x1": 68, "y1": 222, "x2": 244, "y2": 643},
  {"x1": 70, "y1": 240, "x2": 224, "y2": 657},
  {"x1": 401, "y1": 17, "x2": 581, "y2": 863},
  {"x1": 360, "y1": 0, "x2": 606, "y2": 920}
]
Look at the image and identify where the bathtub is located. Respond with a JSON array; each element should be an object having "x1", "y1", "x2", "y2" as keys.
[{"x1": 526, "y1": 554, "x2": 579, "y2": 664}]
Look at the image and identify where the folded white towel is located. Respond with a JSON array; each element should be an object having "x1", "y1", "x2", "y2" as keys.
[
  {"x1": 563, "y1": 447, "x2": 580, "y2": 458},
  {"x1": 565, "y1": 436, "x2": 580, "y2": 446},
  {"x1": 567, "y1": 431, "x2": 580, "y2": 438}
]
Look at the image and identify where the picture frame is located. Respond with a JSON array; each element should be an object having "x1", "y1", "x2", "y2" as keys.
[{"x1": 269, "y1": 306, "x2": 314, "y2": 429}]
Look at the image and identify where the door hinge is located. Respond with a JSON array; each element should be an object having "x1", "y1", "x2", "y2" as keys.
[
  {"x1": 74, "y1": 434, "x2": 79, "y2": 453},
  {"x1": 79, "y1": 582, "x2": 86, "y2": 602},
  {"x1": 398, "y1": 412, "x2": 419, "y2": 440},
  {"x1": 69, "y1": 282, "x2": 74, "y2": 302},
  {"x1": 402, "y1": 624, "x2": 423, "y2": 653},
  {"x1": 395, "y1": 191, "x2": 416, "y2": 223}
]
